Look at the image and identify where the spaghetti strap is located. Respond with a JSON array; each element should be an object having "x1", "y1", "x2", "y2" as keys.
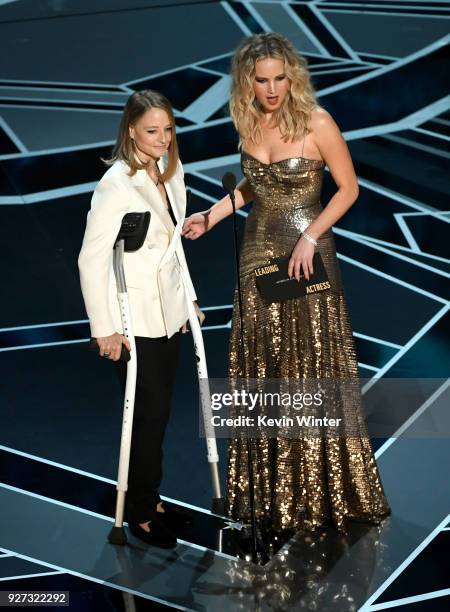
[{"x1": 301, "y1": 131, "x2": 306, "y2": 157}]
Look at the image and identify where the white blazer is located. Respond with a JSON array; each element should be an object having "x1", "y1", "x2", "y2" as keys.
[{"x1": 78, "y1": 156, "x2": 197, "y2": 339}]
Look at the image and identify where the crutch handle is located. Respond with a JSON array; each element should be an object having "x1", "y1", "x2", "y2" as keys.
[{"x1": 116, "y1": 212, "x2": 151, "y2": 252}]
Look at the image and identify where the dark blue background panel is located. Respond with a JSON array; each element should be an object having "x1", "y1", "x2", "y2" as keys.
[
  {"x1": 321, "y1": 42, "x2": 449, "y2": 131},
  {"x1": 0, "y1": 2, "x2": 243, "y2": 84}
]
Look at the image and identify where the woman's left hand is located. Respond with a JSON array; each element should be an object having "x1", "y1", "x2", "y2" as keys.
[
  {"x1": 194, "y1": 301, "x2": 206, "y2": 326},
  {"x1": 181, "y1": 302, "x2": 206, "y2": 333},
  {"x1": 288, "y1": 235, "x2": 316, "y2": 282}
]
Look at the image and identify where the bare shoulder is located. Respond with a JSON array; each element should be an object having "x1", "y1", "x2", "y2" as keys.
[
  {"x1": 309, "y1": 106, "x2": 340, "y2": 134},
  {"x1": 308, "y1": 107, "x2": 356, "y2": 184}
]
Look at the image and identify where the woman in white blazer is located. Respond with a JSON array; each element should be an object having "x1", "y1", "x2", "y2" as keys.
[{"x1": 78, "y1": 90, "x2": 203, "y2": 549}]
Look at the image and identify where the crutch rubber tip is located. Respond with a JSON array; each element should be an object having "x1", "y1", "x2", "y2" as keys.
[
  {"x1": 108, "y1": 526, "x2": 128, "y2": 545},
  {"x1": 212, "y1": 497, "x2": 226, "y2": 516}
]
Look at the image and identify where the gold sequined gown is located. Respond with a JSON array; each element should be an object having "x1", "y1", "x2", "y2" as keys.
[{"x1": 225, "y1": 151, "x2": 390, "y2": 533}]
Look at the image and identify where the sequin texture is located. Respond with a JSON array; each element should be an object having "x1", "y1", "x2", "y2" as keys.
[{"x1": 225, "y1": 152, "x2": 391, "y2": 532}]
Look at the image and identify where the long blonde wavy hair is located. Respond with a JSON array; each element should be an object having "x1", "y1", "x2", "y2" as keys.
[
  {"x1": 230, "y1": 33, "x2": 318, "y2": 146},
  {"x1": 104, "y1": 90, "x2": 179, "y2": 181}
]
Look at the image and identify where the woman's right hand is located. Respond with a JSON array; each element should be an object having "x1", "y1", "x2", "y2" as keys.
[
  {"x1": 182, "y1": 212, "x2": 210, "y2": 240},
  {"x1": 96, "y1": 333, "x2": 131, "y2": 362}
]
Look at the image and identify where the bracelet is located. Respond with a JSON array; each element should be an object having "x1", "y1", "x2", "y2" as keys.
[{"x1": 302, "y1": 232, "x2": 318, "y2": 247}]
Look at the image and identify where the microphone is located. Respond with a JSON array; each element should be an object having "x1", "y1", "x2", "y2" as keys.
[{"x1": 222, "y1": 172, "x2": 237, "y2": 208}]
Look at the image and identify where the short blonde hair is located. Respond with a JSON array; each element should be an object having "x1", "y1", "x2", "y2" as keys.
[
  {"x1": 230, "y1": 33, "x2": 318, "y2": 146},
  {"x1": 105, "y1": 90, "x2": 179, "y2": 182}
]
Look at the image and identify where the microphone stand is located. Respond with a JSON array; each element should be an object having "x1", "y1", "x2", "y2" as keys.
[{"x1": 227, "y1": 183, "x2": 259, "y2": 564}]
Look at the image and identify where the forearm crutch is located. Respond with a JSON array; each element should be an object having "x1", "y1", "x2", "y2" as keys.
[
  {"x1": 183, "y1": 291, "x2": 224, "y2": 515},
  {"x1": 108, "y1": 212, "x2": 150, "y2": 546},
  {"x1": 183, "y1": 189, "x2": 224, "y2": 514},
  {"x1": 107, "y1": 209, "x2": 224, "y2": 545}
]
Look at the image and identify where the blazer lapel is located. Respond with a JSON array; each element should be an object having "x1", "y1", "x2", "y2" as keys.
[
  {"x1": 131, "y1": 167, "x2": 174, "y2": 234},
  {"x1": 156, "y1": 158, "x2": 189, "y2": 268},
  {"x1": 157, "y1": 157, "x2": 186, "y2": 226}
]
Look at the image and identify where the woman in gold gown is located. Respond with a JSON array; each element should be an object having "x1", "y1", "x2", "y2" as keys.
[{"x1": 183, "y1": 33, "x2": 390, "y2": 533}]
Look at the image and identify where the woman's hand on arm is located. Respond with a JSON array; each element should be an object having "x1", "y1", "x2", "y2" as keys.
[
  {"x1": 304, "y1": 108, "x2": 359, "y2": 242},
  {"x1": 181, "y1": 210, "x2": 211, "y2": 240},
  {"x1": 182, "y1": 177, "x2": 253, "y2": 240},
  {"x1": 96, "y1": 333, "x2": 131, "y2": 362}
]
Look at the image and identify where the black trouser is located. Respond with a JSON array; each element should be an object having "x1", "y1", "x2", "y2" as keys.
[{"x1": 115, "y1": 333, "x2": 181, "y2": 524}]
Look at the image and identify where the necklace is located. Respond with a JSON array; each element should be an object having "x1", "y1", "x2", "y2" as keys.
[{"x1": 148, "y1": 163, "x2": 160, "y2": 187}]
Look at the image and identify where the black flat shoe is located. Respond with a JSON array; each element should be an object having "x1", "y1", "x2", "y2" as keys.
[
  {"x1": 128, "y1": 517, "x2": 177, "y2": 548},
  {"x1": 156, "y1": 501, "x2": 193, "y2": 528}
]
